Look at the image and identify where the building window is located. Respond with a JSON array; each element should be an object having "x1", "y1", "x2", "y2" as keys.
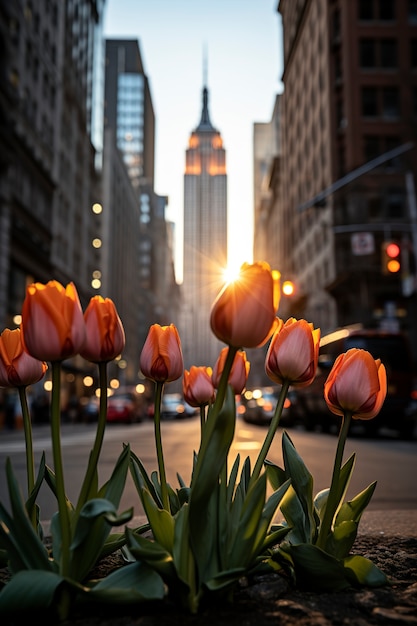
[
  {"x1": 413, "y1": 86, "x2": 417, "y2": 116},
  {"x1": 380, "y1": 39, "x2": 397, "y2": 67},
  {"x1": 379, "y1": 0, "x2": 395, "y2": 20},
  {"x1": 410, "y1": 0, "x2": 417, "y2": 23},
  {"x1": 359, "y1": 0, "x2": 395, "y2": 20},
  {"x1": 359, "y1": 0, "x2": 374, "y2": 20},
  {"x1": 411, "y1": 39, "x2": 417, "y2": 67},
  {"x1": 359, "y1": 39, "x2": 376, "y2": 67},
  {"x1": 382, "y1": 86, "x2": 399, "y2": 118},
  {"x1": 386, "y1": 188, "x2": 405, "y2": 218},
  {"x1": 360, "y1": 39, "x2": 397, "y2": 68},
  {"x1": 364, "y1": 136, "x2": 380, "y2": 161},
  {"x1": 362, "y1": 87, "x2": 378, "y2": 116}
]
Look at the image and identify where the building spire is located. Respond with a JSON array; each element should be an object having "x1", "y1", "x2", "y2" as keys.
[{"x1": 196, "y1": 44, "x2": 215, "y2": 132}]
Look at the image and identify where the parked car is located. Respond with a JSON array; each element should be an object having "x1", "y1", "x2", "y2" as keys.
[
  {"x1": 79, "y1": 396, "x2": 100, "y2": 423},
  {"x1": 241, "y1": 386, "x2": 295, "y2": 427},
  {"x1": 159, "y1": 393, "x2": 198, "y2": 420},
  {"x1": 288, "y1": 326, "x2": 416, "y2": 438},
  {"x1": 106, "y1": 387, "x2": 145, "y2": 424}
]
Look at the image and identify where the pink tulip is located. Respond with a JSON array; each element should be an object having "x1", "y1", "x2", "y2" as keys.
[
  {"x1": 183, "y1": 366, "x2": 216, "y2": 408},
  {"x1": 80, "y1": 296, "x2": 125, "y2": 363},
  {"x1": 140, "y1": 324, "x2": 183, "y2": 383},
  {"x1": 212, "y1": 347, "x2": 250, "y2": 395},
  {"x1": 21, "y1": 280, "x2": 86, "y2": 361},
  {"x1": 324, "y1": 348, "x2": 387, "y2": 420},
  {"x1": 210, "y1": 262, "x2": 281, "y2": 348},
  {"x1": 265, "y1": 318, "x2": 320, "y2": 387},
  {"x1": 0, "y1": 328, "x2": 47, "y2": 387}
]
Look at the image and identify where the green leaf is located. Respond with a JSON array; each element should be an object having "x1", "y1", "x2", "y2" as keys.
[
  {"x1": 327, "y1": 520, "x2": 358, "y2": 559},
  {"x1": 227, "y1": 454, "x2": 241, "y2": 503},
  {"x1": 330, "y1": 453, "x2": 356, "y2": 519},
  {"x1": 0, "y1": 570, "x2": 69, "y2": 615},
  {"x1": 0, "y1": 460, "x2": 52, "y2": 573},
  {"x1": 264, "y1": 460, "x2": 287, "y2": 491},
  {"x1": 281, "y1": 432, "x2": 315, "y2": 541},
  {"x1": 251, "y1": 478, "x2": 291, "y2": 555},
  {"x1": 98, "y1": 443, "x2": 130, "y2": 508},
  {"x1": 125, "y1": 527, "x2": 178, "y2": 583},
  {"x1": 204, "y1": 565, "x2": 246, "y2": 592},
  {"x1": 188, "y1": 386, "x2": 236, "y2": 572},
  {"x1": 189, "y1": 385, "x2": 236, "y2": 502},
  {"x1": 227, "y1": 474, "x2": 267, "y2": 569},
  {"x1": 343, "y1": 554, "x2": 388, "y2": 587},
  {"x1": 25, "y1": 452, "x2": 47, "y2": 525},
  {"x1": 71, "y1": 499, "x2": 133, "y2": 550},
  {"x1": 279, "y1": 484, "x2": 311, "y2": 544},
  {"x1": 141, "y1": 489, "x2": 175, "y2": 552},
  {"x1": 336, "y1": 481, "x2": 377, "y2": 527},
  {"x1": 281, "y1": 543, "x2": 352, "y2": 591},
  {"x1": 86, "y1": 561, "x2": 165, "y2": 603},
  {"x1": 129, "y1": 449, "x2": 163, "y2": 509}
]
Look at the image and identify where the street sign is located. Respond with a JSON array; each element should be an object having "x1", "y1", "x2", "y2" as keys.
[{"x1": 351, "y1": 232, "x2": 375, "y2": 255}]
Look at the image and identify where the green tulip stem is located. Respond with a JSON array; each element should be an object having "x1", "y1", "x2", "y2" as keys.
[
  {"x1": 154, "y1": 381, "x2": 169, "y2": 511},
  {"x1": 50, "y1": 360, "x2": 70, "y2": 577},
  {"x1": 212, "y1": 346, "x2": 238, "y2": 417},
  {"x1": 250, "y1": 380, "x2": 290, "y2": 488},
  {"x1": 77, "y1": 361, "x2": 108, "y2": 513},
  {"x1": 199, "y1": 405, "x2": 206, "y2": 436},
  {"x1": 316, "y1": 411, "x2": 352, "y2": 550},
  {"x1": 18, "y1": 385, "x2": 36, "y2": 528}
]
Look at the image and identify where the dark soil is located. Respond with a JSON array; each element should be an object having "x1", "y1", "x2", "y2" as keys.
[{"x1": 3, "y1": 535, "x2": 414, "y2": 626}]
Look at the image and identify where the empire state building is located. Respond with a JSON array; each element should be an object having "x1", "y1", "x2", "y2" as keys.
[{"x1": 181, "y1": 85, "x2": 228, "y2": 370}]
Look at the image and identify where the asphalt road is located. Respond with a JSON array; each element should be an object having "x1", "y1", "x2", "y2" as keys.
[{"x1": 0, "y1": 416, "x2": 416, "y2": 522}]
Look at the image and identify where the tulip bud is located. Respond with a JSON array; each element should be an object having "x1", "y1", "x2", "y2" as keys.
[
  {"x1": 140, "y1": 324, "x2": 183, "y2": 383},
  {"x1": 183, "y1": 366, "x2": 216, "y2": 408},
  {"x1": 212, "y1": 347, "x2": 250, "y2": 395},
  {"x1": 21, "y1": 280, "x2": 86, "y2": 362},
  {"x1": 265, "y1": 318, "x2": 320, "y2": 387},
  {"x1": 210, "y1": 262, "x2": 281, "y2": 348},
  {"x1": 80, "y1": 296, "x2": 125, "y2": 363},
  {"x1": 0, "y1": 328, "x2": 47, "y2": 387},
  {"x1": 324, "y1": 348, "x2": 387, "y2": 420}
]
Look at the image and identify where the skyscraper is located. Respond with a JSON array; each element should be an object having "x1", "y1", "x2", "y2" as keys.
[{"x1": 182, "y1": 85, "x2": 227, "y2": 369}]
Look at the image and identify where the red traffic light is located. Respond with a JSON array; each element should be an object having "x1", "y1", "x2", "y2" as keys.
[
  {"x1": 381, "y1": 241, "x2": 401, "y2": 274},
  {"x1": 386, "y1": 243, "x2": 400, "y2": 258}
]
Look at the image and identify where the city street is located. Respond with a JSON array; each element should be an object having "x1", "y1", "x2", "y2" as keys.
[{"x1": 0, "y1": 416, "x2": 416, "y2": 523}]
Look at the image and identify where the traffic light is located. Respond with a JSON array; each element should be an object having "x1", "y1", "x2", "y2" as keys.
[{"x1": 381, "y1": 241, "x2": 401, "y2": 274}]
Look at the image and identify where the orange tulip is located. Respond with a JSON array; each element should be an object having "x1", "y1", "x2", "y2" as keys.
[
  {"x1": 265, "y1": 318, "x2": 320, "y2": 387},
  {"x1": 324, "y1": 348, "x2": 387, "y2": 420},
  {"x1": 212, "y1": 347, "x2": 250, "y2": 395},
  {"x1": 21, "y1": 280, "x2": 86, "y2": 362},
  {"x1": 183, "y1": 366, "x2": 216, "y2": 407},
  {"x1": 80, "y1": 296, "x2": 125, "y2": 363},
  {"x1": 210, "y1": 261, "x2": 281, "y2": 348},
  {"x1": 0, "y1": 328, "x2": 47, "y2": 387},
  {"x1": 140, "y1": 323, "x2": 183, "y2": 383}
]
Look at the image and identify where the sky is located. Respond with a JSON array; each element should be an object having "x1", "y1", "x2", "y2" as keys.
[{"x1": 103, "y1": 0, "x2": 283, "y2": 282}]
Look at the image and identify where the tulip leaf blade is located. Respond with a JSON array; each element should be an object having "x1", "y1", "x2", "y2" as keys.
[
  {"x1": 343, "y1": 554, "x2": 389, "y2": 587},
  {"x1": 0, "y1": 570, "x2": 70, "y2": 616},
  {"x1": 281, "y1": 431, "x2": 315, "y2": 541},
  {"x1": 86, "y1": 561, "x2": 165, "y2": 603}
]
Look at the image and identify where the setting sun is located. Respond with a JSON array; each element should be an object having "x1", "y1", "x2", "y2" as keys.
[{"x1": 222, "y1": 260, "x2": 244, "y2": 284}]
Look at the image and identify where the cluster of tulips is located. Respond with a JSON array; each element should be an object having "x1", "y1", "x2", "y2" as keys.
[{"x1": 0, "y1": 262, "x2": 388, "y2": 620}]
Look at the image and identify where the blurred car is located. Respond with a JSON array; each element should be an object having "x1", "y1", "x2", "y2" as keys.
[
  {"x1": 159, "y1": 393, "x2": 198, "y2": 420},
  {"x1": 106, "y1": 388, "x2": 145, "y2": 424},
  {"x1": 79, "y1": 396, "x2": 100, "y2": 423},
  {"x1": 240, "y1": 386, "x2": 295, "y2": 427},
  {"x1": 288, "y1": 326, "x2": 416, "y2": 438}
]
